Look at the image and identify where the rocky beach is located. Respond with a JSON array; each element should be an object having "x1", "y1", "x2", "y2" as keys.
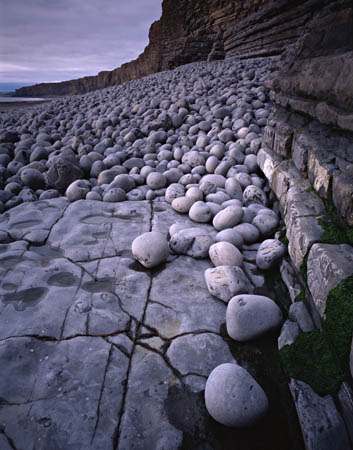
[{"x1": 0, "y1": 0, "x2": 352, "y2": 449}]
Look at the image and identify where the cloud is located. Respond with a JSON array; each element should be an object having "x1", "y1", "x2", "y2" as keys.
[{"x1": 0, "y1": 0, "x2": 162, "y2": 83}]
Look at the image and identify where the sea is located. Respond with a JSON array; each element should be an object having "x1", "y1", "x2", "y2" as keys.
[{"x1": 0, "y1": 82, "x2": 45, "y2": 103}]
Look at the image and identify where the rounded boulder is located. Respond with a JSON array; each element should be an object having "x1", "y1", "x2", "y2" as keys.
[
  {"x1": 226, "y1": 294, "x2": 282, "y2": 341},
  {"x1": 132, "y1": 231, "x2": 169, "y2": 268},
  {"x1": 205, "y1": 363, "x2": 268, "y2": 427}
]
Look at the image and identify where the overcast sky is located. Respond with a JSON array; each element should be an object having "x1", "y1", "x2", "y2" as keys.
[{"x1": 0, "y1": 0, "x2": 162, "y2": 84}]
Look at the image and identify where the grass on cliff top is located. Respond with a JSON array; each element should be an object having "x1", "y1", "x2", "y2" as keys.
[{"x1": 280, "y1": 275, "x2": 353, "y2": 395}]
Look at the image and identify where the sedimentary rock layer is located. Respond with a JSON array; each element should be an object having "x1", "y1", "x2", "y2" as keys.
[{"x1": 15, "y1": 0, "x2": 352, "y2": 97}]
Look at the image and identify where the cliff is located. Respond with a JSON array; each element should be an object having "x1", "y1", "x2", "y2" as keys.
[{"x1": 16, "y1": 0, "x2": 352, "y2": 97}]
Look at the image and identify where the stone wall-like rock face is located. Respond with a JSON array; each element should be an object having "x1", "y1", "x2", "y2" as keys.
[{"x1": 16, "y1": 0, "x2": 351, "y2": 98}]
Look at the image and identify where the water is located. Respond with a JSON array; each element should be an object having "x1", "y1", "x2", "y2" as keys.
[{"x1": 0, "y1": 96, "x2": 46, "y2": 102}]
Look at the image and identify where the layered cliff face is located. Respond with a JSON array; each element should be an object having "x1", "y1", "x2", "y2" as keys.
[{"x1": 16, "y1": 0, "x2": 351, "y2": 98}]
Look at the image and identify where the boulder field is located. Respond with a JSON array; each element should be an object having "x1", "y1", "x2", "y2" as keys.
[{"x1": 0, "y1": 57, "x2": 351, "y2": 450}]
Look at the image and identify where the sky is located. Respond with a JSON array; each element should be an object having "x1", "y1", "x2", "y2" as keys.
[{"x1": 0, "y1": 0, "x2": 162, "y2": 87}]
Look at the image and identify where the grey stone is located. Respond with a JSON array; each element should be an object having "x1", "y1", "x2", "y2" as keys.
[
  {"x1": 189, "y1": 201, "x2": 212, "y2": 223},
  {"x1": 46, "y1": 156, "x2": 83, "y2": 192},
  {"x1": 224, "y1": 177, "x2": 243, "y2": 201},
  {"x1": 288, "y1": 302, "x2": 314, "y2": 332},
  {"x1": 226, "y1": 294, "x2": 282, "y2": 341},
  {"x1": 132, "y1": 231, "x2": 169, "y2": 268},
  {"x1": 212, "y1": 205, "x2": 244, "y2": 231},
  {"x1": 233, "y1": 223, "x2": 260, "y2": 244},
  {"x1": 287, "y1": 216, "x2": 324, "y2": 270},
  {"x1": 20, "y1": 167, "x2": 45, "y2": 190},
  {"x1": 204, "y1": 266, "x2": 252, "y2": 303},
  {"x1": 307, "y1": 243, "x2": 353, "y2": 317},
  {"x1": 65, "y1": 179, "x2": 91, "y2": 202},
  {"x1": 215, "y1": 228, "x2": 244, "y2": 248},
  {"x1": 166, "y1": 186, "x2": 185, "y2": 208},
  {"x1": 146, "y1": 171, "x2": 167, "y2": 190},
  {"x1": 103, "y1": 187, "x2": 126, "y2": 202},
  {"x1": 243, "y1": 262, "x2": 266, "y2": 289},
  {"x1": 289, "y1": 379, "x2": 350, "y2": 450},
  {"x1": 243, "y1": 185, "x2": 267, "y2": 206},
  {"x1": 278, "y1": 320, "x2": 299, "y2": 350},
  {"x1": 169, "y1": 227, "x2": 214, "y2": 258},
  {"x1": 171, "y1": 196, "x2": 195, "y2": 213},
  {"x1": 280, "y1": 257, "x2": 303, "y2": 303},
  {"x1": 167, "y1": 333, "x2": 235, "y2": 377},
  {"x1": 209, "y1": 242, "x2": 243, "y2": 267},
  {"x1": 252, "y1": 214, "x2": 279, "y2": 238},
  {"x1": 256, "y1": 239, "x2": 286, "y2": 270},
  {"x1": 205, "y1": 363, "x2": 268, "y2": 427}
]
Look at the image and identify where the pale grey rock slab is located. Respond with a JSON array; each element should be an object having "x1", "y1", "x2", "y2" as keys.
[
  {"x1": 0, "y1": 336, "x2": 129, "y2": 450},
  {"x1": 285, "y1": 187, "x2": 325, "y2": 231},
  {"x1": 257, "y1": 147, "x2": 282, "y2": 185},
  {"x1": 205, "y1": 266, "x2": 253, "y2": 303},
  {"x1": 48, "y1": 200, "x2": 151, "y2": 262},
  {"x1": 288, "y1": 302, "x2": 314, "y2": 332},
  {"x1": 307, "y1": 243, "x2": 353, "y2": 317},
  {"x1": 337, "y1": 381, "x2": 353, "y2": 444},
  {"x1": 83, "y1": 256, "x2": 150, "y2": 323},
  {"x1": 0, "y1": 434, "x2": 12, "y2": 450},
  {"x1": 205, "y1": 363, "x2": 269, "y2": 427},
  {"x1": 226, "y1": 294, "x2": 282, "y2": 342},
  {"x1": 289, "y1": 379, "x2": 350, "y2": 450},
  {"x1": 107, "y1": 333, "x2": 134, "y2": 355},
  {"x1": 0, "y1": 249, "x2": 82, "y2": 339},
  {"x1": 117, "y1": 345, "x2": 183, "y2": 450},
  {"x1": 0, "y1": 197, "x2": 68, "y2": 242},
  {"x1": 278, "y1": 320, "x2": 299, "y2": 350},
  {"x1": 144, "y1": 256, "x2": 226, "y2": 338},
  {"x1": 287, "y1": 216, "x2": 324, "y2": 270},
  {"x1": 167, "y1": 332, "x2": 235, "y2": 377},
  {"x1": 280, "y1": 257, "x2": 303, "y2": 302}
]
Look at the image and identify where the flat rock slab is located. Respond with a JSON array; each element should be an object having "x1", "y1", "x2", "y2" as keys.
[{"x1": 0, "y1": 198, "x2": 236, "y2": 450}]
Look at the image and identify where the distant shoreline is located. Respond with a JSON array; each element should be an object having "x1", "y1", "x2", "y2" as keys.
[{"x1": 0, "y1": 99, "x2": 51, "y2": 112}]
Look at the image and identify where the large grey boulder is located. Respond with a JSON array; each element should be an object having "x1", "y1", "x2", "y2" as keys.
[
  {"x1": 290, "y1": 379, "x2": 350, "y2": 450},
  {"x1": 132, "y1": 231, "x2": 169, "y2": 268},
  {"x1": 226, "y1": 294, "x2": 282, "y2": 341},
  {"x1": 205, "y1": 363, "x2": 269, "y2": 427},
  {"x1": 209, "y1": 242, "x2": 243, "y2": 267},
  {"x1": 212, "y1": 205, "x2": 244, "y2": 230},
  {"x1": 256, "y1": 239, "x2": 286, "y2": 270},
  {"x1": 46, "y1": 157, "x2": 83, "y2": 192},
  {"x1": 169, "y1": 227, "x2": 214, "y2": 258},
  {"x1": 204, "y1": 266, "x2": 252, "y2": 303}
]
